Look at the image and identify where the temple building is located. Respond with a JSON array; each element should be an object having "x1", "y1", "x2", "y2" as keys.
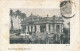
[{"x1": 21, "y1": 13, "x2": 64, "y2": 35}]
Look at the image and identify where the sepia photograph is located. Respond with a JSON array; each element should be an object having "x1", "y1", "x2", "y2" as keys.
[{"x1": 10, "y1": 9, "x2": 70, "y2": 44}]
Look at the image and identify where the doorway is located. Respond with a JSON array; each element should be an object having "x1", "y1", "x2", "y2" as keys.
[{"x1": 40, "y1": 24, "x2": 46, "y2": 32}]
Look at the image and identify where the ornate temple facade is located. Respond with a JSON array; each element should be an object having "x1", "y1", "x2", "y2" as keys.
[{"x1": 21, "y1": 13, "x2": 64, "y2": 35}]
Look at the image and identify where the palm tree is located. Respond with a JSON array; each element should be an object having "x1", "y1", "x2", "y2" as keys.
[
  {"x1": 16, "y1": 10, "x2": 27, "y2": 33},
  {"x1": 16, "y1": 10, "x2": 21, "y2": 16},
  {"x1": 10, "y1": 9, "x2": 14, "y2": 33},
  {"x1": 21, "y1": 13, "x2": 26, "y2": 21},
  {"x1": 15, "y1": 10, "x2": 21, "y2": 33},
  {"x1": 21, "y1": 13, "x2": 26, "y2": 33}
]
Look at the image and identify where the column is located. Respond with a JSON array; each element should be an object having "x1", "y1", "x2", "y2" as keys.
[
  {"x1": 61, "y1": 24, "x2": 63, "y2": 33},
  {"x1": 46, "y1": 24, "x2": 49, "y2": 33},
  {"x1": 29, "y1": 25, "x2": 31, "y2": 32},
  {"x1": 59, "y1": 24, "x2": 61, "y2": 41},
  {"x1": 32, "y1": 25, "x2": 35, "y2": 32},
  {"x1": 31, "y1": 25, "x2": 33, "y2": 33},
  {"x1": 36, "y1": 25, "x2": 40, "y2": 33},
  {"x1": 26, "y1": 26, "x2": 28, "y2": 34},
  {"x1": 53, "y1": 24, "x2": 55, "y2": 33},
  {"x1": 54, "y1": 24, "x2": 56, "y2": 34},
  {"x1": 50, "y1": 24, "x2": 53, "y2": 33},
  {"x1": 55, "y1": 24, "x2": 58, "y2": 41},
  {"x1": 60, "y1": 24, "x2": 61, "y2": 33}
]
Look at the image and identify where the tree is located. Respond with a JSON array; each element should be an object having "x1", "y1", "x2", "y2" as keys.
[
  {"x1": 21, "y1": 13, "x2": 26, "y2": 21},
  {"x1": 16, "y1": 10, "x2": 21, "y2": 18},
  {"x1": 10, "y1": 9, "x2": 14, "y2": 17},
  {"x1": 20, "y1": 13, "x2": 26, "y2": 33},
  {"x1": 15, "y1": 10, "x2": 21, "y2": 33},
  {"x1": 63, "y1": 28, "x2": 68, "y2": 35},
  {"x1": 10, "y1": 9, "x2": 14, "y2": 32}
]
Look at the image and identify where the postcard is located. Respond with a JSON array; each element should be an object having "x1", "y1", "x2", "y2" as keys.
[{"x1": 0, "y1": 0, "x2": 80, "y2": 51}]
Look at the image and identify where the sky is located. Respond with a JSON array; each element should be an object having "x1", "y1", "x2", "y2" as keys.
[
  {"x1": 12, "y1": 8, "x2": 61, "y2": 17},
  {"x1": 11, "y1": 9, "x2": 70, "y2": 28}
]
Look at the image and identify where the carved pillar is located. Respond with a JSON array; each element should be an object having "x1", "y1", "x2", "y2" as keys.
[
  {"x1": 26, "y1": 26, "x2": 28, "y2": 34},
  {"x1": 36, "y1": 25, "x2": 40, "y2": 33},
  {"x1": 32, "y1": 25, "x2": 35, "y2": 32},
  {"x1": 29, "y1": 25, "x2": 31, "y2": 32},
  {"x1": 61, "y1": 24, "x2": 63, "y2": 33},
  {"x1": 54, "y1": 24, "x2": 56, "y2": 34},
  {"x1": 60, "y1": 24, "x2": 62, "y2": 33},
  {"x1": 50, "y1": 24, "x2": 53, "y2": 32},
  {"x1": 46, "y1": 24, "x2": 49, "y2": 33}
]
